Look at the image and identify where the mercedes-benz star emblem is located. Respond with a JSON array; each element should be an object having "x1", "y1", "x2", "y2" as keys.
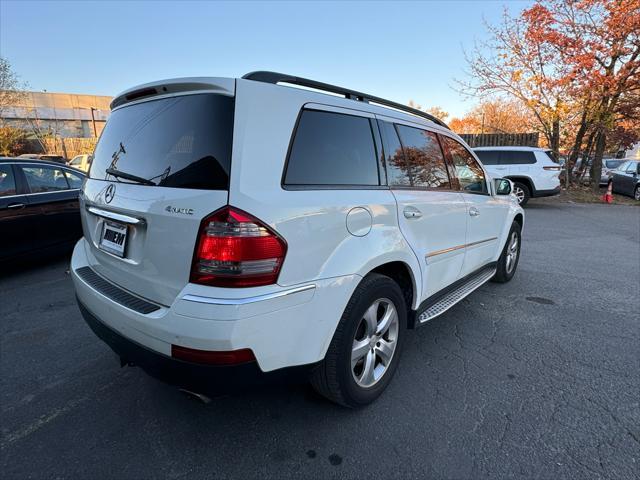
[{"x1": 104, "y1": 184, "x2": 116, "y2": 204}]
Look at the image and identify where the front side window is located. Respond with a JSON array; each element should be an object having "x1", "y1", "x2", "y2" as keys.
[
  {"x1": 284, "y1": 110, "x2": 379, "y2": 186},
  {"x1": 442, "y1": 137, "x2": 488, "y2": 194},
  {"x1": 0, "y1": 165, "x2": 17, "y2": 197},
  {"x1": 22, "y1": 165, "x2": 70, "y2": 193},
  {"x1": 392, "y1": 125, "x2": 450, "y2": 189},
  {"x1": 70, "y1": 156, "x2": 82, "y2": 166}
]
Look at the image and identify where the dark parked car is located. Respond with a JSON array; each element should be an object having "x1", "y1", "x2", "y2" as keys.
[
  {"x1": 17, "y1": 154, "x2": 67, "y2": 164},
  {"x1": 0, "y1": 158, "x2": 85, "y2": 262},
  {"x1": 609, "y1": 160, "x2": 640, "y2": 200}
]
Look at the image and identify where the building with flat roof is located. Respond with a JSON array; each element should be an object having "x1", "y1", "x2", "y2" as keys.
[{"x1": 1, "y1": 91, "x2": 112, "y2": 138}]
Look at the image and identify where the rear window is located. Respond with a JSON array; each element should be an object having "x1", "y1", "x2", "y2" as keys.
[
  {"x1": 544, "y1": 150, "x2": 559, "y2": 163},
  {"x1": 284, "y1": 110, "x2": 380, "y2": 186},
  {"x1": 90, "y1": 94, "x2": 234, "y2": 190}
]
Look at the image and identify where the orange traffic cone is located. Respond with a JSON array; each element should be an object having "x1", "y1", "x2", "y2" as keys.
[{"x1": 602, "y1": 182, "x2": 613, "y2": 203}]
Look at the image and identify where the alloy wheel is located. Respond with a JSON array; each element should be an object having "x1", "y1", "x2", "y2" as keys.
[
  {"x1": 351, "y1": 298, "x2": 399, "y2": 388},
  {"x1": 514, "y1": 186, "x2": 525, "y2": 204},
  {"x1": 505, "y1": 231, "x2": 519, "y2": 274}
]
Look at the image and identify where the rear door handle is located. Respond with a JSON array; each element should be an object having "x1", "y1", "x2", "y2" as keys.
[
  {"x1": 469, "y1": 206, "x2": 480, "y2": 217},
  {"x1": 403, "y1": 206, "x2": 422, "y2": 219},
  {"x1": 7, "y1": 203, "x2": 26, "y2": 210}
]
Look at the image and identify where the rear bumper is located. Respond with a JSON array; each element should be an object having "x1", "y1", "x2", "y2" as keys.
[
  {"x1": 71, "y1": 238, "x2": 360, "y2": 373},
  {"x1": 78, "y1": 301, "x2": 314, "y2": 393},
  {"x1": 533, "y1": 186, "x2": 561, "y2": 198}
]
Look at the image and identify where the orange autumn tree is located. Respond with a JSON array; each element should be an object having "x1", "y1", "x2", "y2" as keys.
[
  {"x1": 522, "y1": 0, "x2": 640, "y2": 190},
  {"x1": 450, "y1": 99, "x2": 536, "y2": 134},
  {"x1": 458, "y1": 7, "x2": 571, "y2": 158}
]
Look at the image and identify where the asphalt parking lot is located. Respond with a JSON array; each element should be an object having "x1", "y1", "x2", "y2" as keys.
[{"x1": 2, "y1": 201, "x2": 639, "y2": 479}]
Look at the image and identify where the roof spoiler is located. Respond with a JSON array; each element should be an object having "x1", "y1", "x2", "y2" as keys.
[{"x1": 110, "y1": 78, "x2": 235, "y2": 110}]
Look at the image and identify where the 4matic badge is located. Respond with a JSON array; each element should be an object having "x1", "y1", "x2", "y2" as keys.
[{"x1": 165, "y1": 206, "x2": 194, "y2": 215}]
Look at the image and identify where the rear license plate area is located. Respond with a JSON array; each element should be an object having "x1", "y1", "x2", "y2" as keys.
[{"x1": 99, "y1": 221, "x2": 128, "y2": 257}]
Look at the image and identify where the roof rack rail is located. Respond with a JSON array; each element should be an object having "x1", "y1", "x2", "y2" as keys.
[{"x1": 242, "y1": 71, "x2": 449, "y2": 129}]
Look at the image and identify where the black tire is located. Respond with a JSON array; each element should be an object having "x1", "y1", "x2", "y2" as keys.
[
  {"x1": 492, "y1": 222, "x2": 522, "y2": 283},
  {"x1": 513, "y1": 182, "x2": 530, "y2": 206},
  {"x1": 634, "y1": 185, "x2": 640, "y2": 201},
  {"x1": 310, "y1": 273, "x2": 407, "y2": 407}
]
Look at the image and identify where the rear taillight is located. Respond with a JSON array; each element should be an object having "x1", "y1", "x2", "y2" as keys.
[
  {"x1": 190, "y1": 206, "x2": 287, "y2": 287},
  {"x1": 543, "y1": 166, "x2": 561, "y2": 171}
]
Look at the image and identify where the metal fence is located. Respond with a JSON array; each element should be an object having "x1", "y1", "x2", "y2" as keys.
[{"x1": 459, "y1": 132, "x2": 539, "y2": 148}]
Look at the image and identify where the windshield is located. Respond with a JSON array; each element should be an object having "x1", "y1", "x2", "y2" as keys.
[{"x1": 90, "y1": 93, "x2": 234, "y2": 190}]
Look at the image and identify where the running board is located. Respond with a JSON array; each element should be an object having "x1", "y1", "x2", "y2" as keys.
[{"x1": 417, "y1": 267, "x2": 496, "y2": 324}]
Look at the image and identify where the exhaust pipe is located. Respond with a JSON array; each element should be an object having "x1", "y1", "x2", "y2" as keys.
[
  {"x1": 179, "y1": 388, "x2": 212, "y2": 404},
  {"x1": 120, "y1": 357, "x2": 135, "y2": 368}
]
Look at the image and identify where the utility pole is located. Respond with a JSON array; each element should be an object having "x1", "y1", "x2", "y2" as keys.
[{"x1": 90, "y1": 107, "x2": 98, "y2": 137}]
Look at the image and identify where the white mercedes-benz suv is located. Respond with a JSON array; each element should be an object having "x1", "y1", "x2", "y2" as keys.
[{"x1": 71, "y1": 72, "x2": 524, "y2": 407}]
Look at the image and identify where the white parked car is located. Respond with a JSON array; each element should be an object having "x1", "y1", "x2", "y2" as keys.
[
  {"x1": 67, "y1": 154, "x2": 93, "y2": 172},
  {"x1": 71, "y1": 72, "x2": 524, "y2": 406},
  {"x1": 473, "y1": 146, "x2": 561, "y2": 205}
]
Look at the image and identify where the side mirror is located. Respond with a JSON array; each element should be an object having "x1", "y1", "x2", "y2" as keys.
[{"x1": 495, "y1": 178, "x2": 512, "y2": 196}]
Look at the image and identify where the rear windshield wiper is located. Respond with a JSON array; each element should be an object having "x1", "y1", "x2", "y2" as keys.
[{"x1": 106, "y1": 167, "x2": 156, "y2": 186}]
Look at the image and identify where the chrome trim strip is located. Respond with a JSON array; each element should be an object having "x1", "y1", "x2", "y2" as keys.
[
  {"x1": 182, "y1": 284, "x2": 316, "y2": 306},
  {"x1": 87, "y1": 206, "x2": 145, "y2": 225},
  {"x1": 0, "y1": 189, "x2": 80, "y2": 200},
  {"x1": 426, "y1": 237, "x2": 498, "y2": 259}
]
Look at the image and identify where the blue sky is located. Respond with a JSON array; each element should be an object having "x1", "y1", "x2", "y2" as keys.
[{"x1": 1, "y1": 0, "x2": 531, "y2": 118}]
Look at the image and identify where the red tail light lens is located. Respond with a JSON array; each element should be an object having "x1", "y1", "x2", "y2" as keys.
[{"x1": 191, "y1": 206, "x2": 287, "y2": 287}]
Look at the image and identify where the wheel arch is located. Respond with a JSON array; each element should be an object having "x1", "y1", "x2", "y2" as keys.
[
  {"x1": 514, "y1": 212, "x2": 524, "y2": 229},
  {"x1": 505, "y1": 176, "x2": 535, "y2": 194},
  {"x1": 368, "y1": 261, "x2": 418, "y2": 318}
]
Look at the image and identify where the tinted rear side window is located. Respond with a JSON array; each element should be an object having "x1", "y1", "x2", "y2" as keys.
[
  {"x1": 284, "y1": 110, "x2": 380, "y2": 186},
  {"x1": 474, "y1": 150, "x2": 501, "y2": 165},
  {"x1": 393, "y1": 125, "x2": 450, "y2": 189},
  {"x1": 91, "y1": 94, "x2": 234, "y2": 190},
  {"x1": 500, "y1": 151, "x2": 536, "y2": 165},
  {"x1": 605, "y1": 159, "x2": 624, "y2": 169}
]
